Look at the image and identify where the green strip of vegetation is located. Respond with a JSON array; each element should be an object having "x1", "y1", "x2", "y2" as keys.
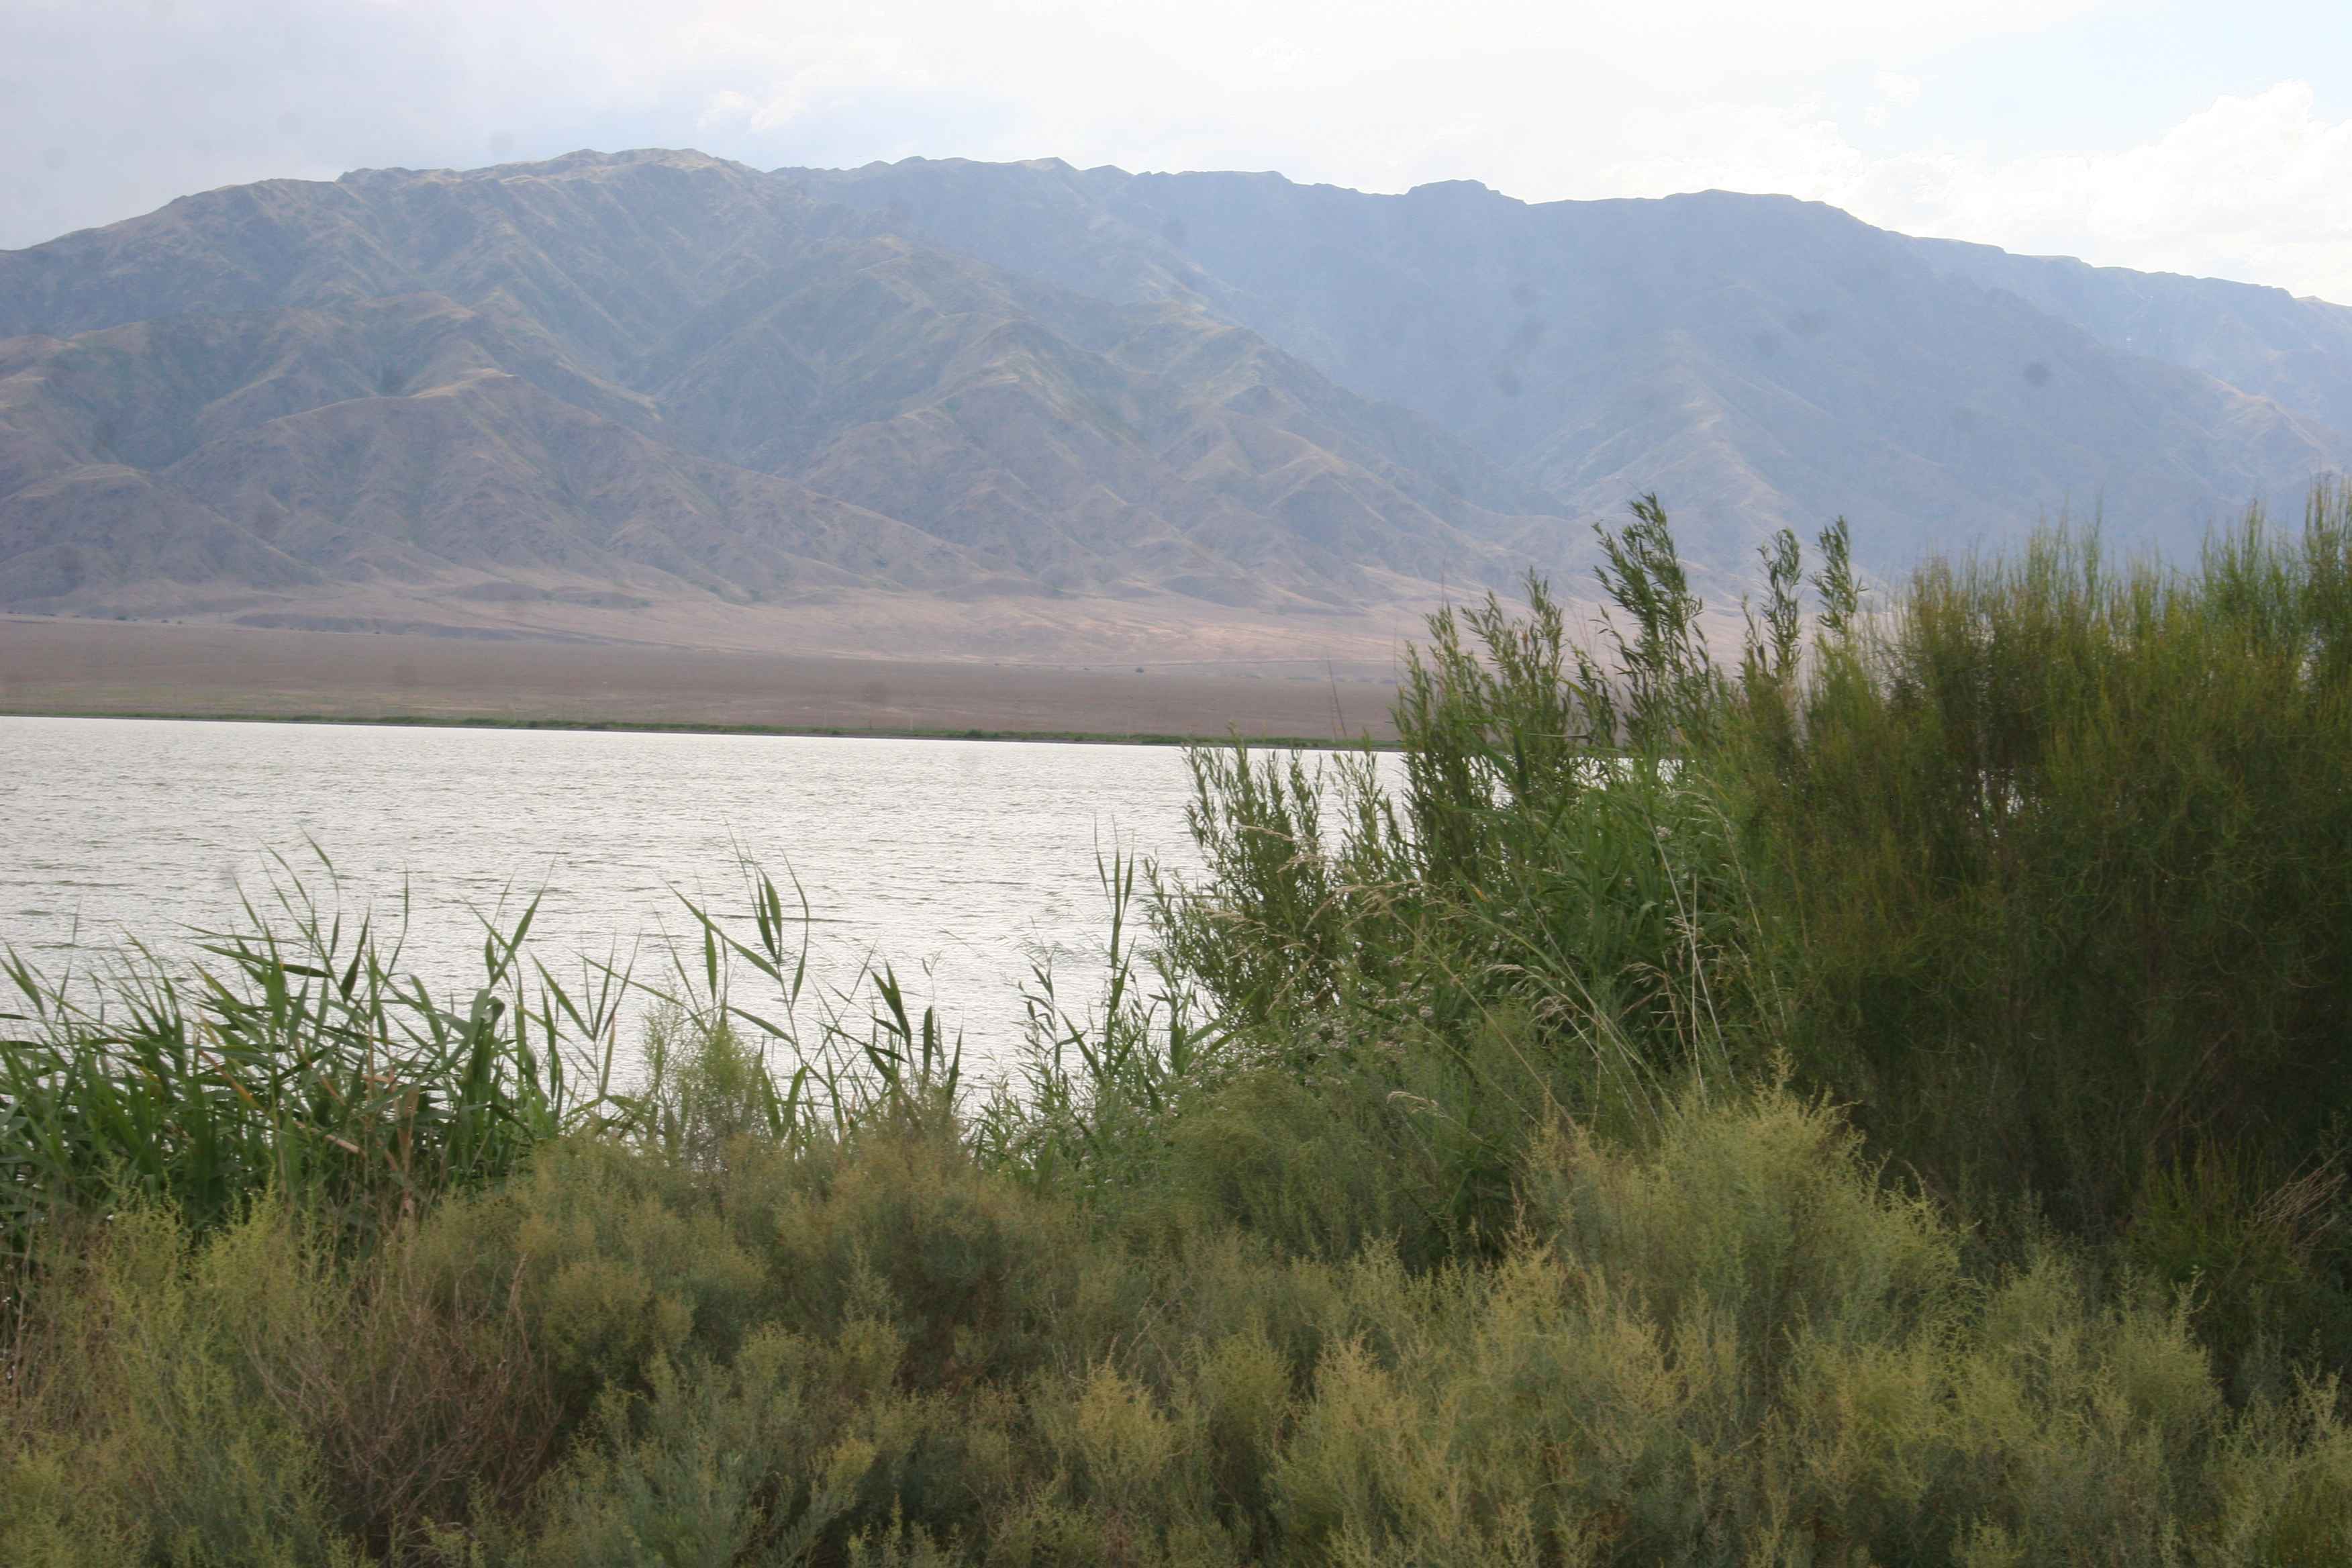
[{"x1": 7, "y1": 488, "x2": 2352, "y2": 1564}]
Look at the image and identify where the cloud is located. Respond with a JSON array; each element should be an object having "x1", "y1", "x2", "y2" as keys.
[
  {"x1": 1857, "y1": 83, "x2": 2352, "y2": 301},
  {"x1": 1559, "y1": 80, "x2": 2352, "y2": 303},
  {"x1": 691, "y1": 35, "x2": 934, "y2": 135},
  {"x1": 1864, "y1": 71, "x2": 1923, "y2": 128}
]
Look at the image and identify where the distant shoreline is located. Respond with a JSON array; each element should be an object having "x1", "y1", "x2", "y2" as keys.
[
  {"x1": 0, "y1": 616, "x2": 1402, "y2": 747},
  {"x1": 0, "y1": 706, "x2": 1383, "y2": 751}
]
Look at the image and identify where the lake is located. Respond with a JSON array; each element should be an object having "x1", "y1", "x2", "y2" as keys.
[{"x1": 0, "y1": 716, "x2": 1302, "y2": 1070}]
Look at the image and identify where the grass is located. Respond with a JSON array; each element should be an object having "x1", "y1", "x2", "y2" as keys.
[
  {"x1": 0, "y1": 869, "x2": 607, "y2": 1264},
  {"x1": 6, "y1": 489, "x2": 2352, "y2": 1563}
]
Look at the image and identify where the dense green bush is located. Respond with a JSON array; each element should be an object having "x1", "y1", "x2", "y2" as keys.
[
  {"x1": 1712, "y1": 493, "x2": 2352, "y2": 1391},
  {"x1": 1730, "y1": 501, "x2": 2352, "y2": 1236},
  {"x1": 10, "y1": 1081, "x2": 2350, "y2": 1564}
]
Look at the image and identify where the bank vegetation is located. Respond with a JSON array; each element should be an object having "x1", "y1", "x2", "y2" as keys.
[{"x1": 9, "y1": 491, "x2": 2352, "y2": 1564}]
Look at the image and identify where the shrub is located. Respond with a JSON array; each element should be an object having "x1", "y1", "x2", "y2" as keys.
[{"x1": 1726, "y1": 500, "x2": 2352, "y2": 1239}]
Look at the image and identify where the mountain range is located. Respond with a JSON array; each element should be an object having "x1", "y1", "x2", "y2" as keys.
[{"x1": 3, "y1": 148, "x2": 2347, "y2": 656}]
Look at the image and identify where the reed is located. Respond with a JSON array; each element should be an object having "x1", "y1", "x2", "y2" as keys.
[{"x1": 0, "y1": 854, "x2": 636, "y2": 1265}]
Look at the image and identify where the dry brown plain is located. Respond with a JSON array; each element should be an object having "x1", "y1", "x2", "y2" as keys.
[{"x1": 0, "y1": 616, "x2": 1405, "y2": 743}]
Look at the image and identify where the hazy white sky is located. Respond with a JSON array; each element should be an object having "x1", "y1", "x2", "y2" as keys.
[{"x1": 7, "y1": 0, "x2": 2351, "y2": 302}]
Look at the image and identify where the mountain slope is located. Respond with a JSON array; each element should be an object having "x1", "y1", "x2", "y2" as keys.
[
  {"x1": 785, "y1": 160, "x2": 2349, "y2": 565},
  {"x1": 0, "y1": 152, "x2": 1546, "y2": 620},
  {"x1": 1910, "y1": 236, "x2": 2352, "y2": 445}
]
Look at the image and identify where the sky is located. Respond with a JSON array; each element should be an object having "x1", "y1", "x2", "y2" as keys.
[{"x1": 6, "y1": 0, "x2": 2352, "y2": 303}]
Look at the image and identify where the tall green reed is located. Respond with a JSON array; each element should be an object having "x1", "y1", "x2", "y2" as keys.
[{"x1": 0, "y1": 849, "x2": 631, "y2": 1264}]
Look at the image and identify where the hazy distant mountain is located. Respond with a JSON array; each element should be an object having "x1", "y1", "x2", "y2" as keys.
[
  {"x1": 1907, "y1": 237, "x2": 2352, "y2": 450},
  {"x1": 785, "y1": 158, "x2": 2350, "y2": 568},
  {"x1": 0, "y1": 151, "x2": 1556, "y2": 628},
  {"x1": 3, "y1": 148, "x2": 2345, "y2": 647}
]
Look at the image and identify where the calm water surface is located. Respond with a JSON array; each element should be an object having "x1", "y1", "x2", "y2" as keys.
[{"x1": 0, "y1": 716, "x2": 1263, "y2": 1068}]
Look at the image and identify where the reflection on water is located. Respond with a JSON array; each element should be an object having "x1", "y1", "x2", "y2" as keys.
[{"x1": 0, "y1": 716, "x2": 1257, "y2": 1069}]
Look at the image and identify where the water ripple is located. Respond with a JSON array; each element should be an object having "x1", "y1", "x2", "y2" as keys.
[{"x1": 1, "y1": 717, "x2": 1275, "y2": 1067}]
